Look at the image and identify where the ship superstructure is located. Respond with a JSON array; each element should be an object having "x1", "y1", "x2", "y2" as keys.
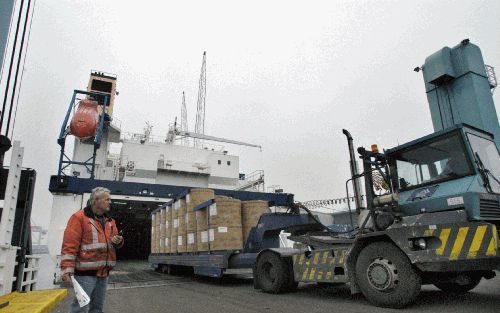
[{"x1": 67, "y1": 71, "x2": 263, "y2": 190}]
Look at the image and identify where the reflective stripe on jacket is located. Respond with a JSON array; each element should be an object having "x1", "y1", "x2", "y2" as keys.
[{"x1": 60, "y1": 206, "x2": 123, "y2": 277}]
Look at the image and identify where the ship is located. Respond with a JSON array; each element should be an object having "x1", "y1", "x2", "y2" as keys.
[{"x1": 46, "y1": 70, "x2": 283, "y2": 267}]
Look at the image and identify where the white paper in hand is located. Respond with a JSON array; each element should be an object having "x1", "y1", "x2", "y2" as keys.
[{"x1": 71, "y1": 276, "x2": 91, "y2": 307}]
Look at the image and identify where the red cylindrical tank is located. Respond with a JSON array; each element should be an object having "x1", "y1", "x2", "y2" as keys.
[{"x1": 69, "y1": 99, "x2": 99, "y2": 140}]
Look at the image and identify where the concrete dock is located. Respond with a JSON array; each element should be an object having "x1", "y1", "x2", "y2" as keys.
[{"x1": 52, "y1": 268, "x2": 500, "y2": 313}]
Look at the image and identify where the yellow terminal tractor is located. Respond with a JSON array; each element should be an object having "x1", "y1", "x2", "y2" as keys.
[{"x1": 253, "y1": 39, "x2": 500, "y2": 308}]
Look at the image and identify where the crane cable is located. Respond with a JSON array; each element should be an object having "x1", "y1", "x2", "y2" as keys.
[
  {"x1": 0, "y1": 0, "x2": 25, "y2": 133},
  {"x1": 9, "y1": 0, "x2": 37, "y2": 139},
  {"x1": 0, "y1": 0, "x2": 18, "y2": 86}
]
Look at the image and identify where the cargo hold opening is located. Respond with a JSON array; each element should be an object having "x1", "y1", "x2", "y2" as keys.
[{"x1": 109, "y1": 197, "x2": 166, "y2": 260}]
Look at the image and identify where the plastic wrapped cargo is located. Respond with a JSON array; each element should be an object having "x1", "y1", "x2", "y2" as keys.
[
  {"x1": 151, "y1": 213, "x2": 156, "y2": 253},
  {"x1": 241, "y1": 200, "x2": 271, "y2": 244},
  {"x1": 197, "y1": 195, "x2": 244, "y2": 251},
  {"x1": 171, "y1": 202, "x2": 178, "y2": 253},
  {"x1": 155, "y1": 211, "x2": 161, "y2": 253},
  {"x1": 197, "y1": 229, "x2": 211, "y2": 251},
  {"x1": 189, "y1": 189, "x2": 215, "y2": 252},
  {"x1": 195, "y1": 209, "x2": 208, "y2": 234},
  {"x1": 191, "y1": 189, "x2": 215, "y2": 234},
  {"x1": 186, "y1": 212, "x2": 197, "y2": 252},
  {"x1": 177, "y1": 199, "x2": 187, "y2": 253},
  {"x1": 187, "y1": 188, "x2": 215, "y2": 208},
  {"x1": 210, "y1": 226, "x2": 243, "y2": 251},
  {"x1": 160, "y1": 208, "x2": 166, "y2": 253},
  {"x1": 209, "y1": 197, "x2": 242, "y2": 227},
  {"x1": 165, "y1": 205, "x2": 172, "y2": 253}
]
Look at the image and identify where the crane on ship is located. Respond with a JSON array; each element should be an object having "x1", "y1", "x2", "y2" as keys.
[
  {"x1": 165, "y1": 120, "x2": 261, "y2": 150},
  {"x1": 166, "y1": 51, "x2": 261, "y2": 150},
  {"x1": 181, "y1": 91, "x2": 188, "y2": 145}
]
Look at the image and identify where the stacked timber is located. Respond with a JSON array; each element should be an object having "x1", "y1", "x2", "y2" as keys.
[
  {"x1": 177, "y1": 199, "x2": 187, "y2": 253},
  {"x1": 171, "y1": 201, "x2": 178, "y2": 253},
  {"x1": 208, "y1": 196, "x2": 243, "y2": 251},
  {"x1": 241, "y1": 200, "x2": 270, "y2": 244}
]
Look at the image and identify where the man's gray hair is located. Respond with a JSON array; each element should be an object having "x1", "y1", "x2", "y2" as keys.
[{"x1": 90, "y1": 187, "x2": 111, "y2": 206}]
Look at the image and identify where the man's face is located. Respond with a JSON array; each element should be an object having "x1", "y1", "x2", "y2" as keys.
[{"x1": 93, "y1": 192, "x2": 111, "y2": 215}]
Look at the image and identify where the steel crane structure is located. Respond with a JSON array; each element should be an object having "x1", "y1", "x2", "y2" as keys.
[{"x1": 194, "y1": 52, "x2": 207, "y2": 147}]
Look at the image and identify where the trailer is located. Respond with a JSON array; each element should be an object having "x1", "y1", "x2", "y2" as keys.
[{"x1": 148, "y1": 197, "x2": 322, "y2": 278}]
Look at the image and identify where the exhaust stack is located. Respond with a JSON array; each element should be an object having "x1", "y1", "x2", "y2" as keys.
[{"x1": 343, "y1": 129, "x2": 363, "y2": 214}]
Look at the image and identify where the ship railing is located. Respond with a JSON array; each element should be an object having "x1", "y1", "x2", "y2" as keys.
[
  {"x1": 198, "y1": 142, "x2": 225, "y2": 152},
  {"x1": 171, "y1": 133, "x2": 226, "y2": 151},
  {"x1": 103, "y1": 153, "x2": 122, "y2": 180},
  {"x1": 90, "y1": 70, "x2": 117, "y2": 79},
  {"x1": 121, "y1": 132, "x2": 167, "y2": 144},
  {"x1": 121, "y1": 132, "x2": 226, "y2": 152},
  {"x1": 16, "y1": 255, "x2": 41, "y2": 292},
  {"x1": 239, "y1": 170, "x2": 264, "y2": 182},
  {"x1": 485, "y1": 64, "x2": 497, "y2": 93},
  {"x1": 107, "y1": 153, "x2": 121, "y2": 161},
  {"x1": 235, "y1": 170, "x2": 265, "y2": 191}
]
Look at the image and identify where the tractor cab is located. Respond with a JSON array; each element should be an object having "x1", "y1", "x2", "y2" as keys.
[{"x1": 386, "y1": 124, "x2": 500, "y2": 224}]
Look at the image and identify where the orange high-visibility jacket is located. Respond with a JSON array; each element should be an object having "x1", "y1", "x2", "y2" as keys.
[{"x1": 60, "y1": 206, "x2": 123, "y2": 277}]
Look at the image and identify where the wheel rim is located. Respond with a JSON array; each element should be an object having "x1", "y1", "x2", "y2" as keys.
[
  {"x1": 455, "y1": 274, "x2": 474, "y2": 286},
  {"x1": 366, "y1": 257, "x2": 399, "y2": 292},
  {"x1": 262, "y1": 262, "x2": 276, "y2": 283}
]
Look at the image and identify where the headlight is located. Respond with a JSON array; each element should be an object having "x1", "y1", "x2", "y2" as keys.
[{"x1": 416, "y1": 238, "x2": 427, "y2": 250}]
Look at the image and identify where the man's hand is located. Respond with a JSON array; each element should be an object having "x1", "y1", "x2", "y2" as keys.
[
  {"x1": 61, "y1": 272, "x2": 72, "y2": 283},
  {"x1": 111, "y1": 235, "x2": 123, "y2": 245}
]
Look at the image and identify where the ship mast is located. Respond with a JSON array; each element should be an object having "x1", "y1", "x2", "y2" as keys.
[{"x1": 194, "y1": 52, "x2": 206, "y2": 147}]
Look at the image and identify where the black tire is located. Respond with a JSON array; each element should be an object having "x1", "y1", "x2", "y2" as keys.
[
  {"x1": 287, "y1": 280, "x2": 299, "y2": 292},
  {"x1": 283, "y1": 257, "x2": 298, "y2": 292},
  {"x1": 434, "y1": 275, "x2": 482, "y2": 293},
  {"x1": 255, "y1": 252, "x2": 291, "y2": 293},
  {"x1": 158, "y1": 264, "x2": 169, "y2": 274},
  {"x1": 167, "y1": 265, "x2": 180, "y2": 275},
  {"x1": 355, "y1": 242, "x2": 421, "y2": 308},
  {"x1": 286, "y1": 272, "x2": 298, "y2": 292},
  {"x1": 253, "y1": 270, "x2": 260, "y2": 289}
]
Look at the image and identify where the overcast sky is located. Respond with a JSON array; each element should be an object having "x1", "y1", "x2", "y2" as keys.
[{"x1": 2, "y1": 0, "x2": 499, "y2": 228}]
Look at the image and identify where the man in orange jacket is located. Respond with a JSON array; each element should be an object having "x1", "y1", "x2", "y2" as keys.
[{"x1": 61, "y1": 187, "x2": 124, "y2": 313}]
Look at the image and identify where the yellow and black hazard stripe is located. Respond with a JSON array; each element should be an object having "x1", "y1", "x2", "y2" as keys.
[
  {"x1": 425, "y1": 224, "x2": 498, "y2": 260},
  {"x1": 292, "y1": 248, "x2": 349, "y2": 283}
]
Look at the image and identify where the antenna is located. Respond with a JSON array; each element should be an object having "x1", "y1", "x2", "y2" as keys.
[
  {"x1": 143, "y1": 122, "x2": 153, "y2": 142},
  {"x1": 181, "y1": 91, "x2": 188, "y2": 145},
  {"x1": 194, "y1": 51, "x2": 206, "y2": 147}
]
